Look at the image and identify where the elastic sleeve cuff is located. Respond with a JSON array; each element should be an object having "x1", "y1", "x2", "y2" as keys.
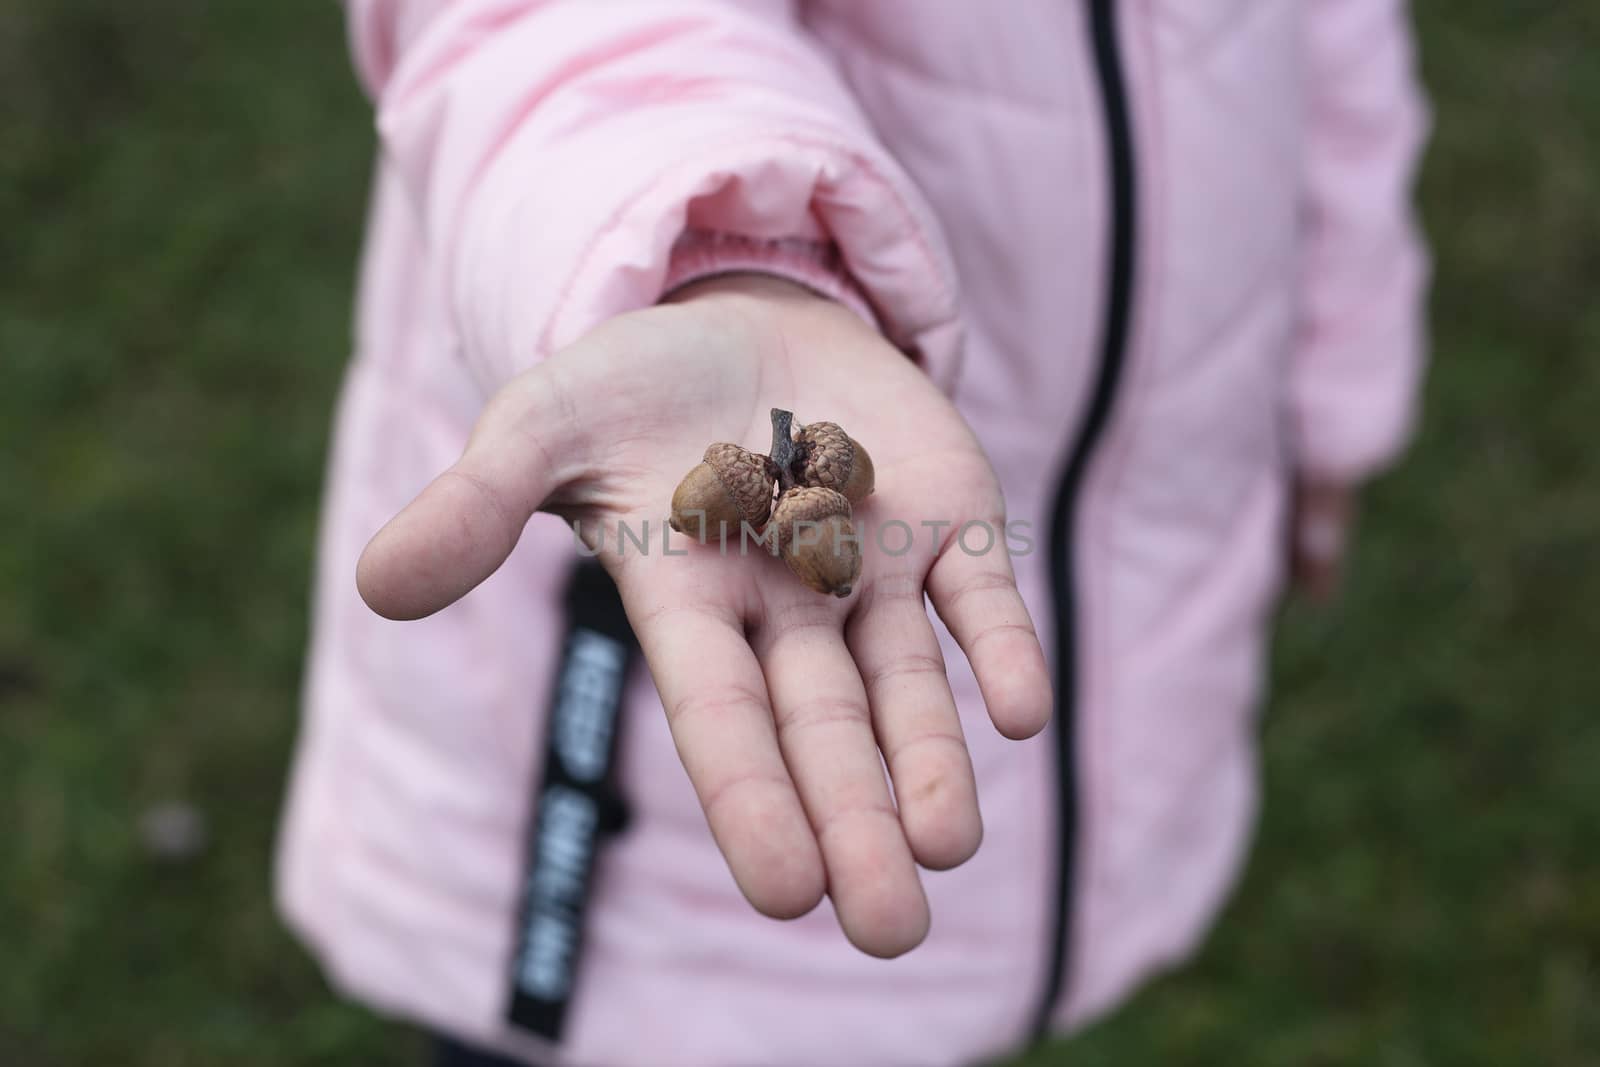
[
  {"x1": 659, "y1": 230, "x2": 882, "y2": 331},
  {"x1": 456, "y1": 129, "x2": 964, "y2": 397}
]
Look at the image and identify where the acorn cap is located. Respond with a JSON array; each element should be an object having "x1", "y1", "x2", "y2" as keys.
[
  {"x1": 669, "y1": 443, "x2": 777, "y2": 539},
  {"x1": 795, "y1": 421, "x2": 874, "y2": 504},
  {"x1": 772, "y1": 486, "x2": 851, "y2": 548},
  {"x1": 704, "y1": 443, "x2": 778, "y2": 526}
]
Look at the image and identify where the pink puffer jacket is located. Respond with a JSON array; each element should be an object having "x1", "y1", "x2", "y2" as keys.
[{"x1": 275, "y1": 2, "x2": 1429, "y2": 1064}]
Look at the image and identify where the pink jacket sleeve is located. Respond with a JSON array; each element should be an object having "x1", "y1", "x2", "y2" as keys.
[
  {"x1": 343, "y1": 0, "x2": 963, "y2": 394},
  {"x1": 1291, "y1": 0, "x2": 1432, "y2": 481}
]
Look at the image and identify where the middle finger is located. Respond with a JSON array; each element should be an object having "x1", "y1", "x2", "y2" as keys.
[{"x1": 753, "y1": 596, "x2": 929, "y2": 958}]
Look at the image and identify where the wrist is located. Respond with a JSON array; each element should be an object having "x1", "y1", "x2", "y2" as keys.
[
  {"x1": 664, "y1": 271, "x2": 876, "y2": 341},
  {"x1": 659, "y1": 230, "x2": 880, "y2": 330},
  {"x1": 663, "y1": 270, "x2": 823, "y2": 304}
]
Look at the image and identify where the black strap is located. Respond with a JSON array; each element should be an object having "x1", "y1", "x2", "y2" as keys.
[{"x1": 507, "y1": 561, "x2": 637, "y2": 1042}]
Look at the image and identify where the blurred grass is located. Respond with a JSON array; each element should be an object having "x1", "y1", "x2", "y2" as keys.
[
  {"x1": 0, "y1": 2, "x2": 1596, "y2": 1065},
  {"x1": 0, "y1": 1, "x2": 414, "y2": 1064}
]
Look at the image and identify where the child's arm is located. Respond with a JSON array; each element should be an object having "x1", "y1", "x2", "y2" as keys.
[
  {"x1": 1290, "y1": 0, "x2": 1431, "y2": 595},
  {"x1": 343, "y1": 0, "x2": 963, "y2": 391},
  {"x1": 343, "y1": 1, "x2": 1052, "y2": 958}
]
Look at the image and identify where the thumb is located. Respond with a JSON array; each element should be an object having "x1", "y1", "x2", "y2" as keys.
[{"x1": 356, "y1": 365, "x2": 584, "y2": 620}]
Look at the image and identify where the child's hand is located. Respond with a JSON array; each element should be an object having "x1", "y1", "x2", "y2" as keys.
[
  {"x1": 1290, "y1": 478, "x2": 1359, "y2": 603},
  {"x1": 356, "y1": 273, "x2": 1053, "y2": 958}
]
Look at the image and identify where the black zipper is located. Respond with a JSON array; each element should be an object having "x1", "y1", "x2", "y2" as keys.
[{"x1": 1029, "y1": 0, "x2": 1138, "y2": 1040}]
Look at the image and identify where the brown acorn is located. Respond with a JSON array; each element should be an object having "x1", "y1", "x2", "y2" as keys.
[
  {"x1": 669, "y1": 443, "x2": 777, "y2": 541},
  {"x1": 793, "y1": 421, "x2": 874, "y2": 504},
  {"x1": 771, "y1": 486, "x2": 861, "y2": 598}
]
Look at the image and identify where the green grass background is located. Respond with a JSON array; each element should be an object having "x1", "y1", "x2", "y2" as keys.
[{"x1": 1, "y1": 2, "x2": 1595, "y2": 1064}]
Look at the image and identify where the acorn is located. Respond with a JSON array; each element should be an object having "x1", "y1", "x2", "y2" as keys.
[
  {"x1": 793, "y1": 420, "x2": 874, "y2": 504},
  {"x1": 771, "y1": 486, "x2": 861, "y2": 598},
  {"x1": 669, "y1": 443, "x2": 777, "y2": 541}
]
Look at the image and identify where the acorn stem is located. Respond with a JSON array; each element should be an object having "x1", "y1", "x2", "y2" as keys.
[{"x1": 769, "y1": 408, "x2": 798, "y2": 491}]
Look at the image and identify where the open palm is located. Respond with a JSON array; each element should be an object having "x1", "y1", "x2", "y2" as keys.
[{"x1": 357, "y1": 274, "x2": 1052, "y2": 957}]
